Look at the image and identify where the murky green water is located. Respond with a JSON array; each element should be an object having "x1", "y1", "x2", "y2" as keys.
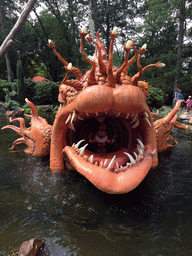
[{"x1": 0, "y1": 114, "x2": 192, "y2": 256}]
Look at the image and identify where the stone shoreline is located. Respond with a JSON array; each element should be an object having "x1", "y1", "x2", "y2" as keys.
[{"x1": 179, "y1": 111, "x2": 192, "y2": 124}]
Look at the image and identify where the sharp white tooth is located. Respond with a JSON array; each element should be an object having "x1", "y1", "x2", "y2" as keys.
[
  {"x1": 77, "y1": 116, "x2": 83, "y2": 120},
  {"x1": 126, "y1": 113, "x2": 130, "y2": 119},
  {"x1": 151, "y1": 148, "x2": 157, "y2": 156},
  {"x1": 79, "y1": 143, "x2": 88, "y2": 156},
  {"x1": 107, "y1": 155, "x2": 116, "y2": 169},
  {"x1": 116, "y1": 162, "x2": 119, "y2": 169},
  {"x1": 137, "y1": 147, "x2": 143, "y2": 155},
  {"x1": 144, "y1": 111, "x2": 149, "y2": 118},
  {"x1": 69, "y1": 123, "x2": 75, "y2": 131},
  {"x1": 83, "y1": 155, "x2": 88, "y2": 161},
  {"x1": 86, "y1": 113, "x2": 89, "y2": 116},
  {"x1": 132, "y1": 119, "x2": 139, "y2": 128},
  {"x1": 134, "y1": 152, "x2": 138, "y2": 159},
  {"x1": 116, "y1": 112, "x2": 120, "y2": 117},
  {"x1": 104, "y1": 159, "x2": 108, "y2": 167},
  {"x1": 95, "y1": 162, "x2": 98, "y2": 165},
  {"x1": 126, "y1": 162, "x2": 131, "y2": 167},
  {"x1": 100, "y1": 161, "x2": 103, "y2": 167},
  {"x1": 74, "y1": 139, "x2": 85, "y2": 149},
  {"x1": 71, "y1": 111, "x2": 76, "y2": 123},
  {"x1": 65, "y1": 114, "x2": 71, "y2": 124},
  {"x1": 137, "y1": 139, "x2": 144, "y2": 149},
  {"x1": 144, "y1": 116, "x2": 151, "y2": 127},
  {"x1": 124, "y1": 152, "x2": 135, "y2": 164},
  {"x1": 95, "y1": 112, "x2": 98, "y2": 116},
  {"x1": 131, "y1": 114, "x2": 138, "y2": 123},
  {"x1": 72, "y1": 143, "x2": 75, "y2": 148},
  {"x1": 89, "y1": 155, "x2": 94, "y2": 164}
]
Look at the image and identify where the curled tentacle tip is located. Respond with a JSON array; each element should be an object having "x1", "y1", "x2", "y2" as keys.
[
  {"x1": 141, "y1": 43, "x2": 147, "y2": 49},
  {"x1": 67, "y1": 63, "x2": 72, "y2": 70},
  {"x1": 48, "y1": 39, "x2": 53, "y2": 44},
  {"x1": 80, "y1": 27, "x2": 89, "y2": 38},
  {"x1": 125, "y1": 40, "x2": 132, "y2": 49},
  {"x1": 156, "y1": 62, "x2": 166, "y2": 68},
  {"x1": 85, "y1": 34, "x2": 93, "y2": 43},
  {"x1": 112, "y1": 26, "x2": 118, "y2": 34},
  {"x1": 47, "y1": 39, "x2": 55, "y2": 48},
  {"x1": 81, "y1": 26, "x2": 87, "y2": 33}
]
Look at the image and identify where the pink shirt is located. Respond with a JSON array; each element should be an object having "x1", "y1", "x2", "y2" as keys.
[{"x1": 185, "y1": 99, "x2": 192, "y2": 107}]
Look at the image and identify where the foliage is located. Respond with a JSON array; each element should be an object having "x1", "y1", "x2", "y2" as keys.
[
  {"x1": 0, "y1": 80, "x2": 12, "y2": 101},
  {"x1": 34, "y1": 81, "x2": 59, "y2": 105},
  {"x1": 3, "y1": 88, "x2": 20, "y2": 110},
  {"x1": 24, "y1": 78, "x2": 36, "y2": 101},
  {"x1": 147, "y1": 86, "x2": 165, "y2": 109},
  {"x1": 0, "y1": 78, "x2": 60, "y2": 106},
  {"x1": 1, "y1": 0, "x2": 192, "y2": 108},
  {"x1": 24, "y1": 107, "x2": 32, "y2": 114}
]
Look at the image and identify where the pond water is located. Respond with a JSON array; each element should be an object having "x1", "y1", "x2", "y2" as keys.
[{"x1": 0, "y1": 114, "x2": 192, "y2": 256}]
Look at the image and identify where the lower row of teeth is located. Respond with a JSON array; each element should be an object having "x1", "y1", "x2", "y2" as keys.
[{"x1": 71, "y1": 139, "x2": 145, "y2": 172}]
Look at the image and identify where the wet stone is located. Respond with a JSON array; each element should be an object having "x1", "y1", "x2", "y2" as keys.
[{"x1": 18, "y1": 238, "x2": 45, "y2": 256}]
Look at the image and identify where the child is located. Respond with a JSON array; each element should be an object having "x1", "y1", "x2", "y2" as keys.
[{"x1": 185, "y1": 96, "x2": 192, "y2": 113}]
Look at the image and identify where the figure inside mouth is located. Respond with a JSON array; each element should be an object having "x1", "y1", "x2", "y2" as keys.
[{"x1": 88, "y1": 122, "x2": 117, "y2": 153}]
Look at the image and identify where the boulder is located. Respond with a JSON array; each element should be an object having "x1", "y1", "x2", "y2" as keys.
[
  {"x1": 18, "y1": 238, "x2": 45, "y2": 256},
  {"x1": 179, "y1": 113, "x2": 190, "y2": 120},
  {"x1": 5, "y1": 109, "x2": 25, "y2": 117}
]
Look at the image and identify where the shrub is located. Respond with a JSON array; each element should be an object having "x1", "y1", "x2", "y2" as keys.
[
  {"x1": 34, "y1": 81, "x2": 59, "y2": 105},
  {"x1": 147, "y1": 86, "x2": 165, "y2": 109},
  {"x1": 24, "y1": 78, "x2": 36, "y2": 102},
  {"x1": 3, "y1": 88, "x2": 20, "y2": 110},
  {"x1": 0, "y1": 80, "x2": 12, "y2": 101}
]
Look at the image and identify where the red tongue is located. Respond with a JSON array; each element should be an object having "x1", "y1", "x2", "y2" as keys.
[{"x1": 83, "y1": 148, "x2": 135, "y2": 168}]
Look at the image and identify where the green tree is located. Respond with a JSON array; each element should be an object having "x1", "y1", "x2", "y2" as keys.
[{"x1": 132, "y1": 0, "x2": 192, "y2": 104}]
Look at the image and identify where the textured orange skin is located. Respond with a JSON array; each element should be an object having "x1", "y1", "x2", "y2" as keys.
[
  {"x1": 2, "y1": 99, "x2": 52, "y2": 157},
  {"x1": 154, "y1": 100, "x2": 188, "y2": 152},
  {"x1": 2, "y1": 32, "x2": 188, "y2": 194}
]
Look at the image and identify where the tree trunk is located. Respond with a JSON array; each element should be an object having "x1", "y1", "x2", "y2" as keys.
[
  {"x1": 0, "y1": 0, "x2": 37, "y2": 63},
  {"x1": 5, "y1": 53, "x2": 13, "y2": 82},
  {"x1": 173, "y1": 0, "x2": 186, "y2": 92}
]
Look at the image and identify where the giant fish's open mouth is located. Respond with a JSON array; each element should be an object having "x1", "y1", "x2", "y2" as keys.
[
  {"x1": 50, "y1": 85, "x2": 157, "y2": 194},
  {"x1": 64, "y1": 110, "x2": 148, "y2": 173}
]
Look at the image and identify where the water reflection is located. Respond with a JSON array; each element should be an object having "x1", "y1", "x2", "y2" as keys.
[{"x1": 0, "y1": 115, "x2": 192, "y2": 255}]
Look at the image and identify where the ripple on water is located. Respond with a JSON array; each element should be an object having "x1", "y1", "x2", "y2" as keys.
[{"x1": 0, "y1": 115, "x2": 192, "y2": 255}]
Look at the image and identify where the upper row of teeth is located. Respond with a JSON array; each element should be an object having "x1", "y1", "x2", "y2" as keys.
[
  {"x1": 71, "y1": 139, "x2": 150, "y2": 171},
  {"x1": 65, "y1": 111, "x2": 151, "y2": 131}
]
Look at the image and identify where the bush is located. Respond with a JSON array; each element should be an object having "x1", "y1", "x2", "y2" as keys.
[
  {"x1": 147, "y1": 86, "x2": 165, "y2": 109},
  {"x1": 3, "y1": 88, "x2": 20, "y2": 110},
  {"x1": 24, "y1": 78, "x2": 36, "y2": 101},
  {"x1": 34, "y1": 81, "x2": 59, "y2": 105},
  {"x1": 0, "y1": 80, "x2": 12, "y2": 101}
]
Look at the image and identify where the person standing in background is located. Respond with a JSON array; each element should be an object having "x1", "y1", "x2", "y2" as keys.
[
  {"x1": 176, "y1": 89, "x2": 184, "y2": 109},
  {"x1": 185, "y1": 96, "x2": 192, "y2": 113}
]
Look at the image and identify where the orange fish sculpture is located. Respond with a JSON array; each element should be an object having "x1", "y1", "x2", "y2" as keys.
[{"x1": 2, "y1": 27, "x2": 188, "y2": 194}]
